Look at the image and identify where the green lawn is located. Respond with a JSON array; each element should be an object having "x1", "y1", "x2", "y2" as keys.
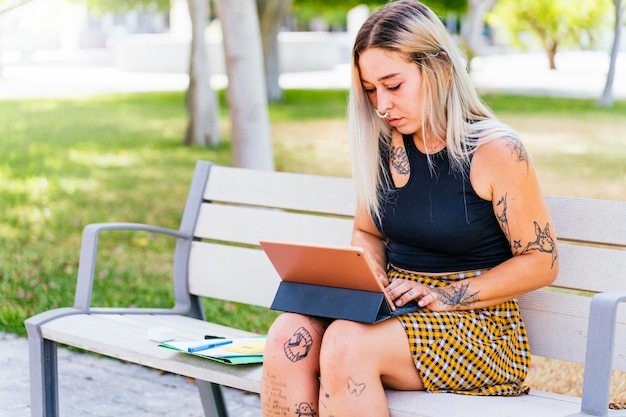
[{"x1": 1, "y1": 90, "x2": 625, "y2": 336}]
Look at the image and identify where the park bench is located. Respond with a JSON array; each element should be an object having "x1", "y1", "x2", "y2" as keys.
[{"x1": 25, "y1": 160, "x2": 626, "y2": 417}]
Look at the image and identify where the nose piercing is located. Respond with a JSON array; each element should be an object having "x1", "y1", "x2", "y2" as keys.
[{"x1": 375, "y1": 109, "x2": 389, "y2": 119}]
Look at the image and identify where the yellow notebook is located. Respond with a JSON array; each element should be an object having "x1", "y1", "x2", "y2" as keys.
[{"x1": 222, "y1": 339, "x2": 266, "y2": 355}]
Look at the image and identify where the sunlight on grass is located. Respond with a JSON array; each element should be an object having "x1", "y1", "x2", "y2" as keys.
[
  {"x1": 69, "y1": 149, "x2": 138, "y2": 167},
  {"x1": 2, "y1": 176, "x2": 50, "y2": 197},
  {"x1": 58, "y1": 177, "x2": 99, "y2": 194}
]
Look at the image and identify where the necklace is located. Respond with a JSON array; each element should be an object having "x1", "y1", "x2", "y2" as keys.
[{"x1": 422, "y1": 140, "x2": 446, "y2": 154}]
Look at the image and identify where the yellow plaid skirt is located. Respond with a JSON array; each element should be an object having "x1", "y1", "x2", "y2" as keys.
[{"x1": 388, "y1": 265, "x2": 531, "y2": 396}]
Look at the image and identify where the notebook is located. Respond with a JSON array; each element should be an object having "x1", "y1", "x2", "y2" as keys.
[{"x1": 260, "y1": 239, "x2": 420, "y2": 323}]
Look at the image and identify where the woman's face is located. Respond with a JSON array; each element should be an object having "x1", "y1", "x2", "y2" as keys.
[{"x1": 358, "y1": 48, "x2": 424, "y2": 136}]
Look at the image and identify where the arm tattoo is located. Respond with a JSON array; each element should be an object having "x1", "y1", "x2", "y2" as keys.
[
  {"x1": 347, "y1": 377, "x2": 366, "y2": 397},
  {"x1": 496, "y1": 193, "x2": 522, "y2": 254},
  {"x1": 391, "y1": 145, "x2": 410, "y2": 175},
  {"x1": 434, "y1": 282, "x2": 480, "y2": 308},
  {"x1": 504, "y1": 136, "x2": 529, "y2": 167},
  {"x1": 283, "y1": 327, "x2": 313, "y2": 362},
  {"x1": 496, "y1": 194, "x2": 558, "y2": 268},
  {"x1": 523, "y1": 221, "x2": 558, "y2": 268}
]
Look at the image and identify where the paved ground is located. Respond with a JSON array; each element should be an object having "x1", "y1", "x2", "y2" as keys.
[
  {"x1": 0, "y1": 332, "x2": 262, "y2": 417},
  {"x1": 1, "y1": 48, "x2": 624, "y2": 417}
]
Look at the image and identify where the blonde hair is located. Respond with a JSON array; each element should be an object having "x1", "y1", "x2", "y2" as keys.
[{"x1": 349, "y1": 0, "x2": 519, "y2": 223}]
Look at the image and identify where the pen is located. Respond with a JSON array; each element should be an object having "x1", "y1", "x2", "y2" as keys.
[{"x1": 187, "y1": 340, "x2": 233, "y2": 353}]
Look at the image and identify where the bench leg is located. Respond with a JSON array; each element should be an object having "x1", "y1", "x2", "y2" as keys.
[
  {"x1": 196, "y1": 379, "x2": 229, "y2": 417},
  {"x1": 28, "y1": 333, "x2": 60, "y2": 417}
]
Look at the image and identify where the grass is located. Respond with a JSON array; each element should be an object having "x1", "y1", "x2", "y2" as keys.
[{"x1": 1, "y1": 91, "x2": 625, "y2": 400}]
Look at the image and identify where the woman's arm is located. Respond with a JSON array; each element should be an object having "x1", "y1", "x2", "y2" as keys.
[
  {"x1": 391, "y1": 136, "x2": 559, "y2": 311},
  {"x1": 352, "y1": 204, "x2": 389, "y2": 287}
]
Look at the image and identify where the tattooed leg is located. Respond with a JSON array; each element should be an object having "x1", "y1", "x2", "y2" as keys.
[
  {"x1": 261, "y1": 313, "x2": 327, "y2": 417},
  {"x1": 318, "y1": 319, "x2": 423, "y2": 417}
]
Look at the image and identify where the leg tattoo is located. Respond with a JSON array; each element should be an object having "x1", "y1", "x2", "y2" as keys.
[{"x1": 284, "y1": 327, "x2": 313, "y2": 362}]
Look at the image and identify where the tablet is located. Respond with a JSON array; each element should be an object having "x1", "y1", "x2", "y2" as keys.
[{"x1": 259, "y1": 239, "x2": 396, "y2": 312}]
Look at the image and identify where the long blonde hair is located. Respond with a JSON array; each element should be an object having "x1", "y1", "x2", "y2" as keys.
[{"x1": 349, "y1": 0, "x2": 518, "y2": 223}]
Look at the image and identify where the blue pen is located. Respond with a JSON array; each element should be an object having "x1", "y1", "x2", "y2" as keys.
[{"x1": 187, "y1": 340, "x2": 233, "y2": 353}]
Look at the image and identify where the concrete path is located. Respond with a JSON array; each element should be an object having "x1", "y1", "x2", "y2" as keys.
[{"x1": 0, "y1": 332, "x2": 262, "y2": 417}]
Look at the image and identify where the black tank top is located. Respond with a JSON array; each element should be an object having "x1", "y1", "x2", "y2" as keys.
[{"x1": 377, "y1": 134, "x2": 512, "y2": 273}]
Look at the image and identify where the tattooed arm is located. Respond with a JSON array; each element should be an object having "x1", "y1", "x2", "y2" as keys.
[
  {"x1": 352, "y1": 204, "x2": 389, "y2": 288},
  {"x1": 393, "y1": 136, "x2": 559, "y2": 312}
]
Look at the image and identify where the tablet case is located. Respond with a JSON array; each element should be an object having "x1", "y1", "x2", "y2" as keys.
[
  {"x1": 261, "y1": 240, "x2": 420, "y2": 323},
  {"x1": 270, "y1": 281, "x2": 413, "y2": 323}
]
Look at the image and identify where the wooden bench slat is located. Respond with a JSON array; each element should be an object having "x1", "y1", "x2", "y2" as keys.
[
  {"x1": 385, "y1": 389, "x2": 582, "y2": 417},
  {"x1": 188, "y1": 243, "x2": 280, "y2": 308},
  {"x1": 204, "y1": 166, "x2": 356, "y2": 216},
  {"x1": 547, "y1": 196, "x2": 626, "y2": 246},
  {"x1": 553, "y1": 243, "x2": 626, "y2": 293},
  {"x1": 519, "y1": 290, "x2": 626, "y2": 370},
  {"x1": 194, "y1": 203, "x2": 354, "y2": 246}
]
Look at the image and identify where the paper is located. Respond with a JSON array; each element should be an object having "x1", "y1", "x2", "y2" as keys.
[
  {"x1": 223, "y1": 339, "x2": 266, "y2": 354},
  {"x1": 159, "y1": 336, "x2": 266, "y2": 365}
]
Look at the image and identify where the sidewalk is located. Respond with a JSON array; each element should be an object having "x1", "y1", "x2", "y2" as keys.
[{"x1": 0, "y1": 332, "x2": 262, "y2": 417}]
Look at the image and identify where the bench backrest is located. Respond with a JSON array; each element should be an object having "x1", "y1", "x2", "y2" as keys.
[{"x1": 183, "y1": 161, "x2": 626, "y2": 371}]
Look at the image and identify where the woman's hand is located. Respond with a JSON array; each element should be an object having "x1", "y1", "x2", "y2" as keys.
[
  {"x1": 386, "y1": 279, "x2": 436, "y2": 309},
  {"x1": 386, "y1": 279, "x2": 480, "y2": 312}
]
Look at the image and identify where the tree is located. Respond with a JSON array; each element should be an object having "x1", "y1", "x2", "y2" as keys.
[
  {"x1": 0, "y1": 0, "x2": 35, "y2": 76},
  {"x1": 488, "y1": 0, "x2": 612, "y2": 70},
  {"x1": 257, "y1": 0, "x2": 293, "y2": 102},
  {"x1": 599, "y1": 0, "x2": 624, "y2": 107},
  {"x1": 73, "y1": 0, "x2": 220, "y2": 147},
  {"x1": 185, "y1": 0, "x2": 220, "y2": 146},
  {"x1": 214, "y1": 0, "x2": 274, "y2": 170},
  {"x1": 460, "y1": 0, "x2": 497, "y2": 71},
  {"x1": 72, "y1": 0, "x2": 169, "y2": 14},
  {"x1": 257, "y1": 0, "x2": 371, "y2": 102},
  {"x1": 0, "y1": 0, "x2": 32, "y2": 14}
]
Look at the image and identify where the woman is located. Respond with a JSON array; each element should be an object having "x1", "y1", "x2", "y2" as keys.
[{"x1": 261, "y1": 1, "x2": 559, "y2": 416}]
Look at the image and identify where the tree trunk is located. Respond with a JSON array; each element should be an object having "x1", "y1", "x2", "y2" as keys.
[
  {"x1": 257, "y1": 0, "x2": 293, "y2": 102},
  {"x1": 546, "y1": 42, "x2": 557, "y2": 70},
  {"x1": 461, "y1": 0, "x2": 497, "y2": 63},
  {"x1": 0, "y1": 0, "x2": 33, "y2": 14},
  {"x1": 185, "y1": 0, "x2": 220, "y2": 146},
  {"x1": 214, "y1": 0, "x2": 274, "y2": 170},
  {"x1": 599, "y1": 0, "x2": 624, "y2": 107},
  {"x1": 0, "y1": 0, "x2": 36, "y2": 79}
]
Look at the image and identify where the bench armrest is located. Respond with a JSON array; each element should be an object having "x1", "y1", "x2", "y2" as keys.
[
  {"x1": 579, "y1": 290, "x2": 626, "y2": 416},
  {"x1": 74, "y1": 222, "x2": 192, "y2": 313}
]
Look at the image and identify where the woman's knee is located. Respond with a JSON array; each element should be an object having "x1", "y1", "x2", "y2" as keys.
[
  {"x1": 265, "y1": 313, "x2": 325, "y2": 367},
  {"x1": 319, "y1": 320, "x2": 371, "y2": 365}
]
